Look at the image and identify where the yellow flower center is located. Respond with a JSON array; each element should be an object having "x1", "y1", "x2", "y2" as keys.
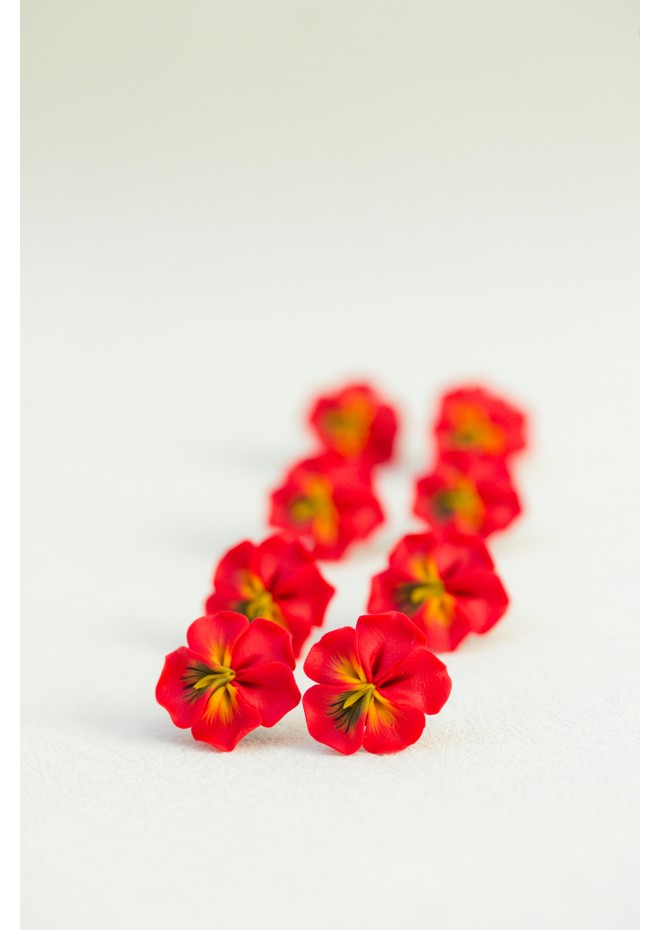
[
  {"x1": 434, "y1": 475, "x2": 485, "y2": 532},
  {"x1": 181, "y1": 657, "x2": 238, "y2": 723},
  {"x1": 323, "y1": 392, "x2": 375, "y2": 457},
  {"x1": 289, "y1": 475, "x2": 339, "y2": 544},
  {"x1": 236, "y1": 571, "x2": 285, "y2": 625},
  {"x1": 396, "y1": 554, "x2": 456, "y2": 627},
  {"x1": 192, "y1": 667, "x2": 236, "y2": 691},
  {"x1": 327, "y1": 659, "x2": 396, "y2": 733}
]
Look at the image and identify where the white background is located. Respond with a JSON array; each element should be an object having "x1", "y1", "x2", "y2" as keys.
[{"x1": 22, "y1": 2, "x2": 639, "y2": 928}]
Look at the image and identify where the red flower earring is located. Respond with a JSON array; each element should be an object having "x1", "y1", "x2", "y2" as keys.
[
  {"x1": 156, "y1": 611, "x2": 300, "y2": 751},
  {"x1": 367, "y1": 530, "x2": 509, "y2": 652},
  {"x1": 205, "y1": 533, "x2": 335, "y2": 657},
  {"x1": 308, "y1": 381, "x2": 398, "y2": 467},
  {"x1": 302, "y1": 612, "x2": 452, "y2": 754},
  {"x1": 413, "y1": 451, "x2": 521, "y2": 537},
  {"x1": 269, "y1": 451, "x2": 385, "y2": 560},
  {"x1": 433, "y1": 384, "x2": 527, "y2": 459}
]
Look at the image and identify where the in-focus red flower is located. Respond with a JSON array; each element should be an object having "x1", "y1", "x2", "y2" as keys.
[
  {"x1": 367, "y1": 530, "x2": 509, "y2": 652},
  {"x1": 269, "y1": 452, "x2": 385, "y2": 560},
  {"x1": 156, "y1": 611, "x2": 300, "y2": 751},
  {"x1": 303, "y1": 611, "x2": 451, "y2": 754},
  {"x1": 414, "y1": 452, "x2": 521, "y2": 537},
  {"x1": 205, "y1": 533, "x2": 335, "y2": 658},
  {"x1": 308, "y1": 382, "x2": 398, "y2": 466},
  {"x1": 434, "y1": 385, "x2": 527, "y2": 458}
]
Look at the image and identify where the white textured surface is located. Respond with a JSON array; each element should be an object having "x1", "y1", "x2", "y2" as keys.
[{"x1": 22, "y1": 2, "x2": 638, "y2": 928}]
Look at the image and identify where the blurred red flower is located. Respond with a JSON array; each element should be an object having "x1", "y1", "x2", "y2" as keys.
[
  {"x1": 367, "y1": 530, "x2": 509, "y2": 652},
  {"x1": 434, "y1": 385, "x2": 527, "y2": 458},
  {"x1": 308, "y1": 382, "x2": 398, "y2": 466},
  {"x1": 414, "y1": 452, "x2": 521, "y2": 537},
  {"x1": 205, "y1": 533, "x2": 335, "y2": 658},
  {"x1": 269, "y1": 452, "x2": 384, "y2": 560}
]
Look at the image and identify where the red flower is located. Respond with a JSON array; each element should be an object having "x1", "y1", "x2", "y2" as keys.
[
  {"x1": 434, "y1": 385, "x2": 527, "y2": 458},
  {"x1": 269, "y1": 452, "x2": 385, "y2": 560},
  {"x1": 302, "y1": 612, "x2": 452, "y2": 754},
  {"x1": 367, "y1": 531, "x2": 509, "y2": 652},
  {"x1": 205, "y1": 533, "x2": 335, "y2": 658},
  {"x1": 156, "y1": 611, "x2": 300, "y2": 751},
  {"x1": 308, "y1": 382, "x2": 398, "y2": 466},
  {"x1": 413, "y1": 452, "x2": 521, "y2": 537}
]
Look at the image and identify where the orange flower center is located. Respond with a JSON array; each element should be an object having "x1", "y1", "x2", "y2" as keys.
[
  {"x1": 289, "y1": 474, "x2": 339, "y2": 544},
  {"x1": 433, "y1": 475, "x2": 485, "y2": 532},
  {"x1": 449, "y1": 403, "x2": 506, "y2": 453},
  {"x1": 323, "y1": 392, "x2": 375, "y2": 457}
]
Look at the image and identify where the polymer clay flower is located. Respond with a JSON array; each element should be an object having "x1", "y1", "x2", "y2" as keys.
[
  {"x1": 303, "y1": 611, "x2": 452, "y2": 754},
  {"x1": 433, "y1": 385, "x2": 527, "y2": 458},
  {"x1": 269, "y1": 452, "x2": 385, "y2": 560},
  {"x1": 156, "y1": 611, "x2": 300, "y2": 751},
  {"x1": 205, "y1": 533, "x2": 335, "y2": 658},
  {"x1": 413, "y1": 452, "x2": 521, "y2": 537},
  {"x1": 367, "y1": 530, "x2": 509, "y2": 652},
  {"x1": 308, "y1": 382, "x2": 398, "y2": 466}
]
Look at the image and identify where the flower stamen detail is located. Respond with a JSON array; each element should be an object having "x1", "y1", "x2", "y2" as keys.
[
  {"x1": 395, "y1": 554, "x2": 456, "y2": 626},
  {"x1": 235, "y1": 570, "x2": 285, "y2": 625},
  {"x1": 328, "y1": 682, "x2": 377, "y2": 733},
  {"x1": 181, "y1": 660, "x2": 237, "y2": 704}
]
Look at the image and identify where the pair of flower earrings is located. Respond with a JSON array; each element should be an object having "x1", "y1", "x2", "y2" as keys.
[{"x1": 156, "y1": 382, "x2": 527, "y2": 754}]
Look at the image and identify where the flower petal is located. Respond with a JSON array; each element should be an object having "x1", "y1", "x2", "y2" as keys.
[
  {"x1": 362, "y1": 700, "x2": 426, "y2": 754},
  {"x1": 302, "y1": 684, "x2": 366, "y2": 754},
  {"x1": 231, "y1": 617, "x2": 296, "y2": 671},
  {"x1": 450, "y1": 569, "x2": 510, "y2": 634},
  {"x1": 236, "y1": 662, "x2": 301, "y2": 727},
  {"x1": 429, "y1": 531, "x2": 495, "y2": 575},
  {"x1": 416, "y1": 606, "x2": 472, "y2": 653},
  {"x1": 386, "y1": 531, "x2": 438, "y2": 569},
  {"x1": 366, "y1": 569, "x2": 399, "y2": 614},
  {"x1": 155, "y1": 647, "x2": 206, "y2": 729},
  {"x1": 356, "y1": 612, "x2": 425, "y2": 684},
  {"x1": 255, "y1": 533, "x2": 314, "y2": 586},
  {"x1": 190, "y1": 685, "x2": 262, "y2": 751},
  {"x1": 385, "y1": 530, "x2": 494, "y2": 581},
  {"x1": 303, "y1": 626, "x2": 361, "y2": 685},
  {"x1": 377, "y1": 648, "x2": 452, "y2": 715},
  {"x1": 210, "y1": 539, "x2": 256, "y2": 591},
  {"x1": 186, "y1": 611, "x2": 250, "y2": 667},
  {"x1": 274, "y1": 563, "x2": 335, "y2": 628}
]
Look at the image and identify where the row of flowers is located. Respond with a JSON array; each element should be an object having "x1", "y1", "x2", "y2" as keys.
[{"x1": 157, "y1": 382, "x2": 527, "y2": 754}]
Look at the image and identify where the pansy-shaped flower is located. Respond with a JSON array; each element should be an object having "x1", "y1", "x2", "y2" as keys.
[
  {"x1": 205, "y1": 533, "x2": 335, "y2": 658},
  {"x1": 156, "y1": 611, "x2": 300, "y2": 751},
  {"x1": 414, "y1": 452, "x2": 521, "y2": 537},
  {"x1": 303, "y1": 612, "x2": 452, "y2": 754},
  {"x1": 367, "y1": 531, "x2": 509, "y2": 652},
  {"x1": 269, "y1": 452, "x2": 385, "y2": 560},
  {"x1": 434, "y1": 385, "x2": 527, "y2": 458},
  {"x1": 308, "y1": 382, "x2": 398, "y2": 466}
]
